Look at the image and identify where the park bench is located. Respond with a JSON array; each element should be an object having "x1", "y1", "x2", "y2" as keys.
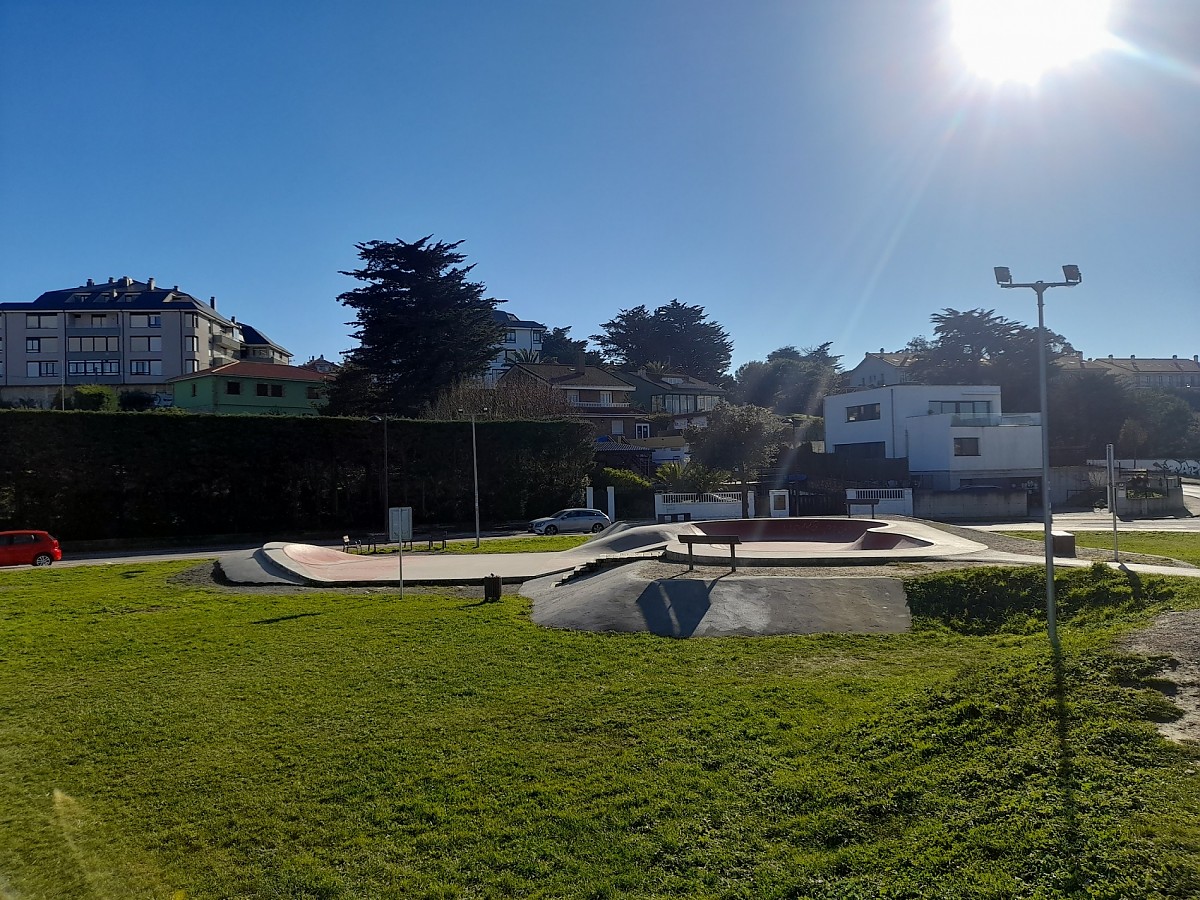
[
  {"x1": 402, "y1": 530, "x2": 449, "y2": 551},
  {"x1": 845, "y1": 498, "x2": 879, "y2": 518},
  {"x1": 677, "y1": 534, "x2": 742, "y2": 572}
]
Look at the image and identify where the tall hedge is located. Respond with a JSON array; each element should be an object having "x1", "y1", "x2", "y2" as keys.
[{"x1": 0, "y1": 411, "x2": 594, "y2": 540}]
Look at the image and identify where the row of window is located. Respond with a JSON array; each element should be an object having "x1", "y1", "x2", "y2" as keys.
[
  {"x1": 19, "y1": 312, "x2": 199, "y2": 329},
  {"x1": 503, "y1": 330, "x2": 544, "y2": 345},
  {"x1": 845, "y1": 400, "x2": 995, "y2": 423},
  {"x1": 218, "y1": 382, "x2": 320, "y2": 400},
  {"x1": 23, "y1": 335, "x2": 203, "y2": 353},
  {"x1": 609, "y1": 421, "x2": 651, "y2": 438},
  {"x1": 23, "y1": 359, "x2": 191, "y2": 378}
]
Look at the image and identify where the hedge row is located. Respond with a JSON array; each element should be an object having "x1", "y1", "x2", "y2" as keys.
[{"x1": 0, "y1": 411, "x2": 595, "y2": 540}]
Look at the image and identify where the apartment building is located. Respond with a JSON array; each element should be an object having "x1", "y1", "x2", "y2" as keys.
[{"x1": 0, "y1": 276, "x2": 290, "y2": 406}]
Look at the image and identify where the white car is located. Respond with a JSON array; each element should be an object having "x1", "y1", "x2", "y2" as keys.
[{"x1": 529, "y1": 508, "x2": 611, "y2": 535}]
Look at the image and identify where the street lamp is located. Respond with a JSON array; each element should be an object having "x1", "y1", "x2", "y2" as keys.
[
  {"x1": 368, "y1": 414, "x2": 403, "y2": 598},
  {"x1": 994, "y1": 264, "x2": 1082, "y2": 648},
  {"x1": 459, "y1": 407, "x2": 487, "y2": 548}
]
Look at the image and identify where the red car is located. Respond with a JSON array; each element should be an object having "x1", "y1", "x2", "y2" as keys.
[{"x1": 0, "y1": 530, "x2": 62, "y2": 567}]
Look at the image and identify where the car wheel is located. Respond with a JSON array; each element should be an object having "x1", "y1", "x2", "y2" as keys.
[
  {"x1": 591, "y1": 523, "x2": 604, "y2": 533},
  {"x1": 543, "y1": 525, "x2": 558, "y2": 535},
  {"x1": 33, "y1": 554, "x2": 53, "y2": 567}
]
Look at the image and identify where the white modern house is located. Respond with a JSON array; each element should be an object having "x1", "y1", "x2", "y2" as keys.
[{"x1": 823, "y1": 384, "x2": 1042, "y2": 491}]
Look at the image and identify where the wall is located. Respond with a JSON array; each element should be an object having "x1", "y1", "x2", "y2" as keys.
[
  {"x1": 655, "y1": 492, "x2": 755, "y2": 520},
  {"x1": 914, "y1": 489, "x2": 1028, "y2": 521}
]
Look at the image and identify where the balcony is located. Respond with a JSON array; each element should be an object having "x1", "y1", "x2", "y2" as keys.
[
  {"x1": 571, "y1": 400, "x2": 631, "y2": 409},
  {"x1": 211, "y1": 333, "x2": 241, "y2": 352},
  {"x1": 950, "y1": 413, "x2": 1041, "y2": 427}
]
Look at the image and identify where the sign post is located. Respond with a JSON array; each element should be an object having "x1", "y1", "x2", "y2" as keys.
[{"x1": 388, "y1": 507, "x2": 413, "y2": 598}]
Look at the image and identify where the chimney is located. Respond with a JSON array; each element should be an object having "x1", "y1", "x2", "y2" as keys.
[
  {"x1": 1194, "y1": 355, "x2": 1199, "y2": 363},
  {"x1": 148, "y1": 277, "x2": 155, "y2": 290},
  {"x1": 86, "y1": 278, "x2": 94, "y2": 287},
  {"x1": 122, "y1": 275, "x2": 133, "y2": 287},
  {"x1": 210, "y1": 296, "x2": 216, "y2": 309},
  {"x1": 108, "y1": 276, "x2": 114, "y2": 284},
  {"x1": 1173, "y1": 354, "x2": 1178, "y2": 359},
  {"x1": 573, "y1": 353, "x2": 585, "y2": 373}
]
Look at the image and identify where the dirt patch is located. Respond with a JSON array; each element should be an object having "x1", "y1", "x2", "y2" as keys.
[{"x1": 1120, "y1": 610, "x2": 1200, "y2": 745}]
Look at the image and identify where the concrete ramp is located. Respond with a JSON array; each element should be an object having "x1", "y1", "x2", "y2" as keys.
[{"x1": 525, "y1": 565, "x2": 909, "y2": 637}]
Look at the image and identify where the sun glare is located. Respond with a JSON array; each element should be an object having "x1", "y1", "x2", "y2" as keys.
[{"x1": 950, "y1": 0, "x2": 1113, "y2": 84}]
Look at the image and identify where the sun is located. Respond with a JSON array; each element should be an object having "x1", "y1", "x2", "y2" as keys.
[{"x1": 950, "y1": 0, "x2": 1114, "y2": 84}]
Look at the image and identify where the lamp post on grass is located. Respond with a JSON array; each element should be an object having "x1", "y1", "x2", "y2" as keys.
[
  {"x1": 368, "y1": 414, "x2": 403, "y2": 598},
  {"x1": 459, "y1": 407, "x2": 487, "y2": 548},
  {"x1": 993, "y1": 264, "x2": 1082, "y2": 648}
]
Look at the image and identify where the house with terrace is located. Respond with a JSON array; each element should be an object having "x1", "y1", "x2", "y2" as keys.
[
  {"x1": 485, "y1": 310, "x2": 546, "y2": 385},
  {"x1": 498, "y1": 362, "x2": 649, "y2": 441}
]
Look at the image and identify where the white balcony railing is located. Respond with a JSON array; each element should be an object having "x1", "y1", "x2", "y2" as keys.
[
  {"x1": 950, "y1": 413, "x2": 1041, "y2": 427},
  {"x1": 571, "y1": 400, "x2": 631, "y2": 409}
]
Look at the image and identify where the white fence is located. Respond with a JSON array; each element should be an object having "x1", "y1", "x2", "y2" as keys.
[
  {"x1": 654, "y1": 491, "x2": 753, "y2": 521},
  {"x1": 845, "y1": 487, "x2": 913, "y2": 516}
]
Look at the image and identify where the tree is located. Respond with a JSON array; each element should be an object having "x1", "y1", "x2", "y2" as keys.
[
  {"x1": 591, "y1": 300, "x2": 733, "y2": 383},
  {"x1": 685, "y1": 402, "x2": 789, "y2": 516},
  {"x1": 424, "y1": 377, "x2": 577, "y2": 421},
  {"x1": 327, "y1": 237, "x2": 504, "y2": 417},
  {"x1": 1048, "y1": 372, "x2": 1131, "y2": 458},
  {"x1": 904, "y1": 308, "x2": 1073, "y2": 412},
  {"x1": 731, "y1": 343, "x2": 842, "y2": 415},
  {"x1": 539, "y1": 326, "x2": 600, "y2": 364},
  {"x1": 72, "y1": 385, "x2": 119, "y2": 411}
]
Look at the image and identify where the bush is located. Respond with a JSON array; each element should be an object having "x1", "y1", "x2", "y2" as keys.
[{"x1": 906, "y1": 564, "x2": 1173, "y2": 634}]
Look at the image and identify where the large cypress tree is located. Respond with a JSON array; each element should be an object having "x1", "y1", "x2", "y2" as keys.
[{"x1": 328, "y1": 237, "x2": 504, "y2": 417}]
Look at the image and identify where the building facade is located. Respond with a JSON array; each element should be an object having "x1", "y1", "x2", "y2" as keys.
[
  {"x1": 0, "y1": 276, "x2": 289, "y2": 406},
  {"x1": 823, "y1": 383, "x2": 1043, "y2": 490},
  {"x1": 169, "y1": 361, "x2": 329, "y2": 415},
  {"x1": 486, "y1": 310, "x2": 546, "y2": 385}
]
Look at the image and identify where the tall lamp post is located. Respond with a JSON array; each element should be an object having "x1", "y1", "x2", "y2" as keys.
[
  {"x1": 368, "y1": 414, "x2": 403, "y2": 598},
  {"x1": 460, "y1": 407, "x2": 487, "y2": 548},
  {"x1": 994, "y1": 264, "x2": 1082, "y2": 648}
]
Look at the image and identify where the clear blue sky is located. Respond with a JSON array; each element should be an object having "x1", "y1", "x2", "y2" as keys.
[{"x1": 2, "y1": 1, "x2": 1196, "y2": 373}]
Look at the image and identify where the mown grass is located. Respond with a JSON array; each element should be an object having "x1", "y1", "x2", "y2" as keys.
[
  {"x1": 355, "y1": 534, "x2": 590, "y2": 556},
  {"x1": 1000, "y1": 530, "x2": 1200, "y2": 566},
  {"x1": 2, "y1": 562, "x2": 1200, "y2": 898}
]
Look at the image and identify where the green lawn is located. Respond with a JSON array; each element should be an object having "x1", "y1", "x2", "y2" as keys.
[
  {"x1": 2, "y1": 563, "x2": 1200, "y2": 898},
  {"x1": 356, "y1": 534, "x2": 590, "y2": 556},
  {"x1": 1000, "y1": 530, "x2": 1200, "y2": 566}
]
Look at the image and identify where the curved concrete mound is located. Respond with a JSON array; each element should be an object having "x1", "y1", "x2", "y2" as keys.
[
  {"x1": 523, "y1": 564, "x2": 910, "y2": 637},
  {"x1": 662, "y1": 517, "x2": 984, "y2": 567}
]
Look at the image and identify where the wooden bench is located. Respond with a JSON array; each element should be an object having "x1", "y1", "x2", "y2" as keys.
[
  {"x1": 402, "y1": 530, "x2": 449, "y2": 551},
  {"x1": 677, "y1": 534, "x2": 742, "y2": 572}
]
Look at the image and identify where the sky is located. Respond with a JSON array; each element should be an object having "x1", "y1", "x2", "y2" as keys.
[{"x1": 1, "y1": 0, "x2": 1197, "y2": 374}]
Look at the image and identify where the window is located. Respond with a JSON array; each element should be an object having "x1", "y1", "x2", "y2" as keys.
[
  {"x1": 930, "y1": 400, "x2": 992, "y2": 415},
  {"x1": 26, "y1": 361, "x2": 58, "y2": 377},
  {"x1": 130, "y1": 336, "x2": 162, "y2": 352},
  {"x1": 26, "y1": 314, "x2": 57, "y2": 329},
  {"x1": 306, "y1": 386, "x2": 320, "y2": 400},
  {"x1": 185, "y1": 336, "x2": 199, "y2": 352},
  {"x1": 611, "y1": 420, "x2": 624, "y2": 435},
  {"x1": 954, "y1": 437, "x2": 981, "y2": 456},
  {"x1": 226, "y1": 381, "x2": 242, "y2": 395},
  {"x1": 256, "y1": 383, "x2": 270, "y2": 397},
  {"x1": 68, "y1": 336, "x2": 120, "y2": 352},
  {"x1": 185, "y1": 359, "x2": 199, "y2": 373},
  {"x1": 635, "y1": 423, "x2": 650, "y2": 439},
  {"x1": 129, "y1": 360, "x2": 163, "y2": 376},
  {"x1": 533, "y1": 331, "x2": 543, "y2": 346},
  {"x1": 186, "y1": 313, "x2": 199, "y2": 329},
  {"x1": 566, "y1": 390, "x2": 579, "y2": 405},
  {"x1": 92, "y1": 314, "x2": 107, "y2": 328},
  {"x1": 271, "y1": 384, "x2": 283, "y2": 397},
  {"x1": 599, "y1": 391, "x2": 613, "y2": 406},
  {"x1": 505, "y1": 330, "x2": 517, "y2": 343},
  {"x1": 846, "y1": 403, "x2": 881, "y2": 422},
  {"x1": 27, "y1": 337, "x2": 58, "y2": 353},
  {"x1": 68, "y1": 360, "x2": 119, "y2": 376},
  {"x1": 129, "y1": 314, "x2": 162, "y2": 328}
]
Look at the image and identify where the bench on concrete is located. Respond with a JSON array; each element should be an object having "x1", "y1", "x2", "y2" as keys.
[
  {"x1": 677, "y1": 534, "x2": 742, "y2": 572},
  {"x1": 845, "y1": 499, "x2": 879, "y2": 518},
  {"x1": 342, "y1": 534, "x2": 382, "y2": 553}
]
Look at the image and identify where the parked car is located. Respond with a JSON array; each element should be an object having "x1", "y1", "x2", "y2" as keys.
[
  {"x1": 528, "y1": 508, "x2": 611, "y2": 535},
  {"x1": 0, "y1": 530, "x2": 62, "y2": 567}
]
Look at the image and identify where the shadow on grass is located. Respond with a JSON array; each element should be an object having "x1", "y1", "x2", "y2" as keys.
[
  {"x1": 1052, "y1": 644, "x2": 1085, "y2": 892},
  {"x1": 251, "y1": 612, "x2": 323, "y2": 625}
]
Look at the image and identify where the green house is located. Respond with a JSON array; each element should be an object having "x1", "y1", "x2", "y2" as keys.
[{"x1": 168, "y1": 361, "x2": 329, "y2": 415}]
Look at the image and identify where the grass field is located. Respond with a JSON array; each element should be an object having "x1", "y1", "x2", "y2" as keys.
[
  {"x1": 3, "y1": 562, "x2": 1200, "y2": 898},
  {"x1": 354, "y1": 534, "x2": 590, "y2": 556},
  {"x1": 1000, "y1": 531, "x2": 1200, "y2": 566}
]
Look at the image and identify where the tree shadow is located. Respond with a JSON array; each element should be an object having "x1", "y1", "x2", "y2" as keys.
[
  {"x1": 635, "y1": 577, "x2": 727, "y2": 637},
  {"x1": 251, "y1": 612, "x2": 323, "y2": 625}
]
